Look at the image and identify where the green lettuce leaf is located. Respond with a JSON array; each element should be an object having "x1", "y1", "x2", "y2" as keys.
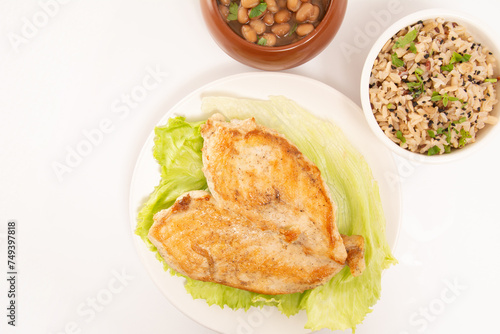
[
  {"x1": 135, "y1": 117, "x2": 207, "y2": 251},
  {"x1": 135, "y1": 96, "x2": 397, "y2": 331}
]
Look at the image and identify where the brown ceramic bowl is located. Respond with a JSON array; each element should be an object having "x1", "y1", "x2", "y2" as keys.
[{"x1": 200, "y1": 0, "x2": 348, "y2": 71}]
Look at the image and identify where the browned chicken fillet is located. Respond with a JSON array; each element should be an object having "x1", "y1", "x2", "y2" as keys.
[
  {"x1": 149, "y1": 190, "x2": 346, "y2": 294},
  {"x1": 342, "y1": 234, "x2": 366, "y2": 277},
  {"x1": 148, "y1": 114, "x2": 365, "y2": 294},
  {"x1": 201, "y1": 114, "x2": 347, "y2": 265}
]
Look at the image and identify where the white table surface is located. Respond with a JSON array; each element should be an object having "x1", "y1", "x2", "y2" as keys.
[{"x1": 1, "y1": 1, "x2": 499, "y2": 333}]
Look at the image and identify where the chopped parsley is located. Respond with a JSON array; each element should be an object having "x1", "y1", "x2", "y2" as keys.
[
  {"x1": 458, "y1": 129, "x2": 472, "y2": 147},
  {"x1": 431, "y1": 92, "x2": 462, "y2": 107},
  {"x1": 227, "y1": 2, "x2": 238, "y2": 21},
  {"x1": 450, "y1": 52, "x2": 471, "y2": 64},
  {"x1": 445, "y1": 123, "x2": 452, "y2": 143},
  {"x1": 396, "y1": 130, "x2": 406, "y2": 144},
  {"x1": 439, "y1": 52, "x2": 471, "y2": 72},
  {"x1": 406, "y1": 72, "x2": 424, "y2": 98},
  {"x1": 409, "y1": 41, "x2": 417, "y2": 53},
  {"x1": 393, "y1": 29, "x2": 418, "y2": 49},
  {"x1": 441, "y1": 64, "x2": 454, "y2": 72},
  {"x1": 427, "y1": 145, "x2": 441, "y2": 156},
  {"x1": 443, "y1": 95, "x2": 460, "y2": 107},
  {"x1": 391, "y1": 53, "x2": 404, "y2": 67},
  {"x1": 431, "y1": 91, "x2": 442, "y2": 102},
  {"x1": 427, "y1": 122, "x2": 472, "y2": 151},
  {"x1": 249, "y1": 2, "x2": 267, "y2": 18},
  {"x1": 257, "y1": 37, "x2": 267, "y2": 46},
  {"x1": 429, "y1": 121, "x2": 472, "y2": 150}
]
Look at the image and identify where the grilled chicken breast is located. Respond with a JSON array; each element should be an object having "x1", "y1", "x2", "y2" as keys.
[
  {"x1": 149, "y1": 190, "x2": 346, "y2": 294},
  {"x1": 148, "y1": 114, "x2": 365, "y2": 295},
  {"x1": 201, "y1": 114, "x2": 347, "y2": 265}
]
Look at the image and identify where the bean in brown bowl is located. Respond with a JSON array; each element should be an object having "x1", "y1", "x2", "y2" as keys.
[
  {"x1": 217, "y1": 0, "x2": 330, "y2": 47},
  {"x1": 201, "y1": 0, "x2": 347, "y2": 70}
]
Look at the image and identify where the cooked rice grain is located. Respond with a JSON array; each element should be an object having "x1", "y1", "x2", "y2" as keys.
[{"x1": 369, "y1": 18, "x2": 498, "y2": 155}]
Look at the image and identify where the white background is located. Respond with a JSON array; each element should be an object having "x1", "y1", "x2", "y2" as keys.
[{"x1": 1, "y1": 0, "x2": 499, "y2": 333}]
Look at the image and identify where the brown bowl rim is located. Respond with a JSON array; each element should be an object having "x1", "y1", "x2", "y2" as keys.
[{"x1": 206, "y1": 0, "x2": 344, "y2": 53}]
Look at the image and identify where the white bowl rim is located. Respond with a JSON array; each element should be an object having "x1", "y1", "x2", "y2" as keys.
[{"x1": 360, "y1": 8, "x2": 500, "y2": 164}]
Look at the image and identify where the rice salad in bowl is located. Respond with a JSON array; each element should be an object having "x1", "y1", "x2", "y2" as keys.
[{"x1": 361, "y1": 9, "x2": 500, "y2": 162}]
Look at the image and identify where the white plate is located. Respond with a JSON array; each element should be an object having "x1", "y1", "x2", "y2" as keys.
[{"x1": 129, "y1": 72, "x2": 401, "y2": 334}]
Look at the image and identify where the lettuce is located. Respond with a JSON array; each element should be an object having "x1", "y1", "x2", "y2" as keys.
[
  {"x1": 135, "y1": 96, "x2": 397, "y2": 331},
  {"x1": 135, "y1": 117, "x2": 207, "y2": 250}
]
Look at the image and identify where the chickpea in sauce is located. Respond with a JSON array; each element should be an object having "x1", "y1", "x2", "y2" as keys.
[{"x1": 217, "y1": 0, "x2": 330, "y2": 47}]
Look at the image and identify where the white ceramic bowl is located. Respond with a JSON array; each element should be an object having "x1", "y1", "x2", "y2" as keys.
[{"x1": 360, "y1": 9, "x2": 500, "y2": 163}]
